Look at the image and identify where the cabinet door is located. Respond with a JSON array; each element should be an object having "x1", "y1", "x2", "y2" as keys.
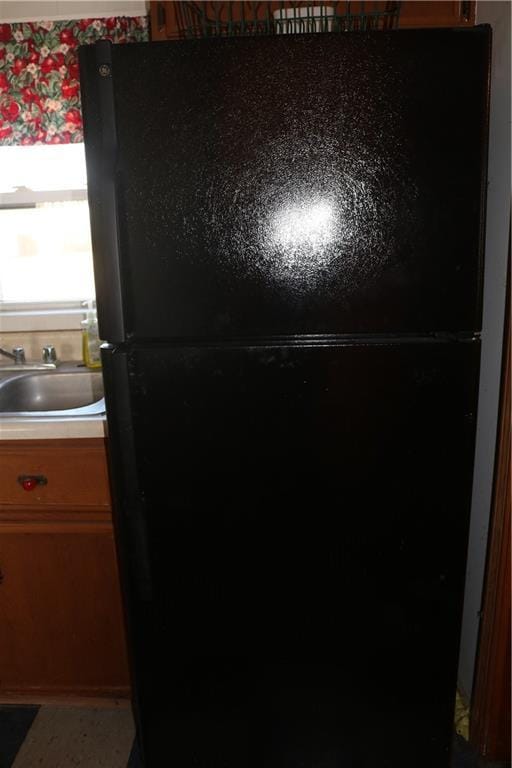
[
  {"x1": 150, "y1": 2, "x2": 181, "y2": 40},
  {"x1": 398, "y1": 1, "x2": 475, "y2": 27},
  {"x1": 0, "y1": 522, "x2": 129, "y2": 697}
]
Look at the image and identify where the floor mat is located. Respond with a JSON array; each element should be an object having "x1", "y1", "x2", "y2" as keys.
[{"x1": 0, "y1": 706, "x2": 39, "y2": 768}]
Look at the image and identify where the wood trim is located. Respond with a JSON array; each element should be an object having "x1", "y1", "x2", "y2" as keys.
[
  {"x1": 0, "y1": 506, "x2": 112, "y2": 521},
  {"x1": 0, "y1": 691, "x2": 130, "y2": 706},
  {"x1": 0, "y1": 438, "x2": 107, "y2": 451},
  {"x1": 0, "y1": 503, "x2": 111, "y2": 512},
  {"x1": 0, "y1": 521, "x2": 113, "y2": 534},
  {"x1": 470, "y1": 265, "x2": 511, "y2": 761}
]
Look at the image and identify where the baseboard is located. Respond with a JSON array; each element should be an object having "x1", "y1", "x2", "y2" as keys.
[{"x1": 0, "y1": 692, "x2": 131, "y2": 708}]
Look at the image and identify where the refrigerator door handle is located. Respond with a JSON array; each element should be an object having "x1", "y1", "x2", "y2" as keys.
[{"x1": 79, "y1": 40, "x2": 126, "y2": 343}]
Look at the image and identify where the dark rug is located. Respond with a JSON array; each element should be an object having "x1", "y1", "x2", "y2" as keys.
[
  {"x1": 128, "y1": 738, "x2": 143, "y2": 766},
  {"x1": 0, "y1": 705, "x2": 39, "y2": 768},
  {"x1": 453, "y1": 733, "x2": 481, "y2": 767}
]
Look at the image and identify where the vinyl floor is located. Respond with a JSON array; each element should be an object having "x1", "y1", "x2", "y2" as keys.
[{"x1": 0, "y1": 704, "x2": 493, "y2": 768}]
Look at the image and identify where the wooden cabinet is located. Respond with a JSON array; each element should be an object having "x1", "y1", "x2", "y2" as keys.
[
  {"x1": 398, "y1": 1, "x2": 475, "y2": 28},
  {"x1": 149, "y1": 1, "x2": 476, "y2": 41},
  {"x1": 0, "y1": 439, "x2": 129, "y2": 700},
  {"x1": 151, "y1": 1, "x2": 178, "y2": 41},
  {"x1": 1, "y1": 440, "x2": 111, "y2": 508}
]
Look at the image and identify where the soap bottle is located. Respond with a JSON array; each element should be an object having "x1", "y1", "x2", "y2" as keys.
[{"x1": 81, "y1": 300, "x2": 102, "y2": 369}]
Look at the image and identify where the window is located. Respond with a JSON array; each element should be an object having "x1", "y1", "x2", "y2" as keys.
[{"x1": 0, "y1": 143, "x2": 95, "y2": 330}]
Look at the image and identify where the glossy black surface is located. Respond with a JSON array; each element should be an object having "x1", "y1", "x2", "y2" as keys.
[
  {"x1": 103, "y1": 340, "x2": 479, "y2": 767},
  {"x1": 84, "y1": 28, "x2": 489, "y2": 768},
  {"x1": 80, "y1": 29, "x2": 489, "y2": 342}
]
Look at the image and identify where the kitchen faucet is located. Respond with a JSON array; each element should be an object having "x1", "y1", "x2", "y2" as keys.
[
  {"x1": 0, "y1": 345, "x2": 58, "y2": 369},
  {"x1": 0, "y1": 346, "x2": 25, "y2": 364}
]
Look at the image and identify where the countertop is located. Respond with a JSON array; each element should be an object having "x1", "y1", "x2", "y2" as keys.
[{"x1": 0, "y1": 415, "x2": 107, "y2": 440}]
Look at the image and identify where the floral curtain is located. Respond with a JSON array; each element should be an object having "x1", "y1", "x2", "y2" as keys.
[{"x1": 0, "y1": 17, "x2": 148, "y2": 145}]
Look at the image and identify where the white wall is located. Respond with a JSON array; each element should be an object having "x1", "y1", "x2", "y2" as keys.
[
  {"x1": 458, "y1": 0, "x2": 511, "y2": 699},
  {"x1": 0, "y1": 1, "x2": 147, "y2": 22}
]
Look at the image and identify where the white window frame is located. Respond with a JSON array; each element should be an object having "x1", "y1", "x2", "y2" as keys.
[
  {"x1": 0, "y1": 300, "x2": 86, "y2": 332},
  {"x1": 0, "y1": 188, "x2": 88, "y2": 206},
  {"x1": 0, "y1": 187, "x2": 93, "y2": 332},
  {"x1": 0, "y1": 4, "x2": 148, "y2": 24}
]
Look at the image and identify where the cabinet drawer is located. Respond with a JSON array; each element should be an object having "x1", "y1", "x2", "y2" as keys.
[{"x1": 0, "y1": 439, "x2": 111, "y2": 508}]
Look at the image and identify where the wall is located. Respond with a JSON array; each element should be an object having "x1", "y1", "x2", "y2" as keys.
[
  {"x1": 458, "y1": 1, "x2": 511, "y2": 700},
  {"x1": 0, "y1": 330, "x2": 82, "y2": 362},
  {"x1": 0, "y1": 1, "x2": 147, "y2": 22}
]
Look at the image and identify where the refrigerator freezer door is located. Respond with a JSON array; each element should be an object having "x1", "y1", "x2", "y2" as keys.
[
  {"x1": 103, "y1": 340, "x2": 480, "y2": 766},
  {"x1": 80, "y1": 29, "x2": 489, "y2": 343}
]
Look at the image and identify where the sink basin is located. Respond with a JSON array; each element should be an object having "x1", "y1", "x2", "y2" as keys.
[{"x1": 0, "y1": 369, "x2": 105, "y2": 417}]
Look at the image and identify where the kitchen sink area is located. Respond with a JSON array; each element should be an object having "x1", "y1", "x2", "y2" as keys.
[{"x1": 0, "y1": 364, "x2": 105, "y2": 419}]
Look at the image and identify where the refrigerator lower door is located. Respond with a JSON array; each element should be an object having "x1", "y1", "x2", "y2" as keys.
[{"x1": 103, "y1": 340, "x2": 479, "y2": 767}]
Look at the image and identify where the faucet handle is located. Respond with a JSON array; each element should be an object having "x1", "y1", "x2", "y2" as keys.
[
  {"x1": 42, "y1": 345, "x2": 57, "y2": 364},
  {"x1": 12, "y1": 346, "x2": 25, "y2": 364}
]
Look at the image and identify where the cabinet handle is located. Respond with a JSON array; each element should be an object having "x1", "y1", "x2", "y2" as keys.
[
  {"x1": 461, "y1": 1, "x2": 471, "y2": 22},
  {"x1": 17, "y1": 475, "x2": 48, "y2": 491},
  {"x1": 157, "y1": 2, "x2": 166, "y2": 30}
]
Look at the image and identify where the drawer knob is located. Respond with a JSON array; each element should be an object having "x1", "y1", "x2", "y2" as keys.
[{"x1": 18, "y1": 475, "x2": 48, "y2": 491}]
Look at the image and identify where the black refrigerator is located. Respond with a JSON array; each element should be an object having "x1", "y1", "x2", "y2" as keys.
[{"x1": 79, "y1": 27, "x2": 490, "y2": 768}]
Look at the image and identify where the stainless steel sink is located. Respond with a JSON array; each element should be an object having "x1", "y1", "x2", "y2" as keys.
[{"x1": 0, "y1": 368, "x2": 105, "y2": 417}]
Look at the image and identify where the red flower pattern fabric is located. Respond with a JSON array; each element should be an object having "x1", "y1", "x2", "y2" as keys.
[{"x1": 0, "y1": 17, "x2": 148, "y2": 145}]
